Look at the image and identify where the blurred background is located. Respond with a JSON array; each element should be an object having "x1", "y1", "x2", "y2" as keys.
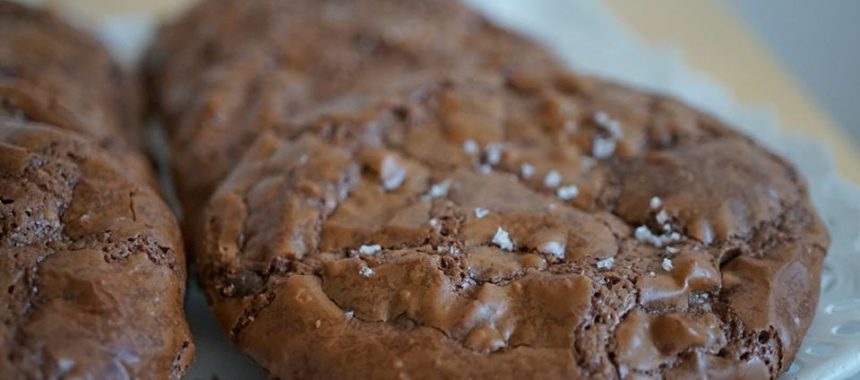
[{"x1": 23, "y1": 0, "x2": 860, "y2": 184}]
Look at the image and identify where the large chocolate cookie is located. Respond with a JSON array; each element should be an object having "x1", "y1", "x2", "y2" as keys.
[
  {"x1": 148, "y1": 0, "x2": 828, "y2": 378},
  {"x1": 197, "y1": 70, "x2": 827, "y2": 378},
  {"x1": 0, "y1": 122, "x2": 193, "y2": 379}
]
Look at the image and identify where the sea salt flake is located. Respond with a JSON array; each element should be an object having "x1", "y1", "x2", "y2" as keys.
[
  {"x1": 540, "y1": 241, "x2": 566, "y2": 259},
  {"x1": 656, "y1": 210, "x2": 670, "y2": 225},
  {"x1": 649, "y1": 196, "x2": 662, "y2": 210},
  {"x1": 665, "y1": 246, "x2": 679, "y2": 254},
  {"x1": 344, "y1": 310, "x2": 355, "y2": 320},
  {"x1": 634, "y1": 225, "x2": 663, "y2": 247},
  {"x1": 520, "y1": 163, "x2": 535, "y2": 179},
  {"x1": 580, "y1": 156, "x2": 597, "y2": 170},
  {"x1": 435, "y1": 245, "x2": 460, "y2": 256},
  {"x1": 428, "y1": 218, "x2": 440, "y2": 227},
  {"x1": 492, "y1": 227, "x2": 514, "y2": 251},
  {"x1": 544, "y1": 170, "x2": 562, "y2": 188},
  {"x1": 358, "y1": 244, "x2": 382, "y2": 255},
  {"x1": 596, "y1": 257, "x2": 614, "y2": 269},
  {"x1": 592, "y1": 137, "x2": 616, "y2": 159},
  {"x1": 662, "y1": 257, "x2": 674, "y2": 271},
  {"x1": 473, "y1": 208, "x2": 489, "y2": 218},
  {"x1": 557, "y1": 185, "x2": 579, "y2": 200},
  {"x1": 463, "y1": 139, "x2": 479, "y2": 154},
  {"x1": 423, "y1": 179, "x2": 450, "y2": 200},
  {"x1": 484, "y1": 143, "x2": 504, "y2": 165},
  {"x1": 593, "y1": 111, "x2": 623, "y2": 138},
  {"x1": 359, "y1": 266, "x2": 375, "y2": 277},
  {"x1": 380, "y1": 156, "x2": 406, "y2": 191}
]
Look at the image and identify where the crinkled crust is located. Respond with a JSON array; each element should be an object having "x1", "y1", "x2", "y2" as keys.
[
  {"x1": 199, "y1": 72, "x2": 827, "y2": 379},
  {"x1": 149, "y1": 0, "x2": 828, "y2": 378},
  {"x1": 0, "y1": 122, "x2": 193, "y2": 379}
]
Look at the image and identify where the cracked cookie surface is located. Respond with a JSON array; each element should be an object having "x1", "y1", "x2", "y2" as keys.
[
  {"x1": 148, "y1": 0, "x2": 828, "y2": 378},
  {"x1": 0, "y1": 122, "x2": 193, "y2": 379},
  {"x1": 198, "y1": 73, "x2": 827, "y2": 379},
  {"x1": 0, "y1": 2, "x2": 193, "y2": 378}
]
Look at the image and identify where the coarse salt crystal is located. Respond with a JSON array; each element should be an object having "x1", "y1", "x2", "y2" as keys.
[
  {"x1": 665, "y1": 246, "x2": 679, "y2": 254},
  {"x1": 358, "y1": 244, "x2": 382, "y2": 255},
  {"x1": 540, "y1": 241, "x2": 566, "y2": 259},
  {"x1": 592, "y1": 137, "x2": 616, "y2": 159},
  {"x1": 492, "y1": 227, "x2": 514, "y2": 251},
  {"x1": 463, "y1": 139, "x2": 479, "y2": 154},
  {"x1": 485, "y1": 143, "x2": 504, "y2": 165},
  {"x1": 544, "y1": 170, "x2": 562, "y2": 188},
  {"x1": 634, "y1": 225, "x2": 663, "y2": 247},
  {"x1": 596, "y1": 257, "x2": 614, "y2": 269},
  {"x1": 520, "y1": 163, "x2": 535, "y2": 179},
  {"x1": 656, "y1": 210, "x2": 670, "y2": 225},
  {"x1": 344, "y1": 310, "x2": 355, "y2": 320},
  {"x1": 649, "y1": 196, "x2": 662, "y2": 210},
  {"x1": 428, "y1": 218, "x2": 440, "y2": 227},
  {"x1": 557, "y1": 185, "x2": 579, "y2": 200},
  {"x1": 359, "y1": 266, "x2": 375, "y2": 277},
  {"x1": 474, "y1": 208, "x2": 489, "y2": 218},
  {"x1": 594, "y1": 111, "x2": 623, "y2": 138},
  {"x1": 380, "y1": 156, "x2": 406, "y2": 191},
  {"x1": 435, "y1": 244, "x2": 460, "y2": 256},
  {"x1": 662, "y1": 257, "x2": 674, "y2": 271},
  {"x1": 423, "y1": 179, "x2": 450, "y2": 200}
]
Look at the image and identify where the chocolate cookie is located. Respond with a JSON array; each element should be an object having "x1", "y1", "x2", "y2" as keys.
[
  {"x1": 0, "y1": 1, "x2": 151, "y2": 186},
  {"x1": 147, "y1": 0, "x2": 828, "y2": 378},
  {"x1": 0, "y1": 121, "x2": 193, "y2": 379},
  {"x1": 0, "y1": 2, "x2": 193, "y2": 378},
  {"x1": 197, "y1": 69, "x2": 827, "y2": 379}
]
